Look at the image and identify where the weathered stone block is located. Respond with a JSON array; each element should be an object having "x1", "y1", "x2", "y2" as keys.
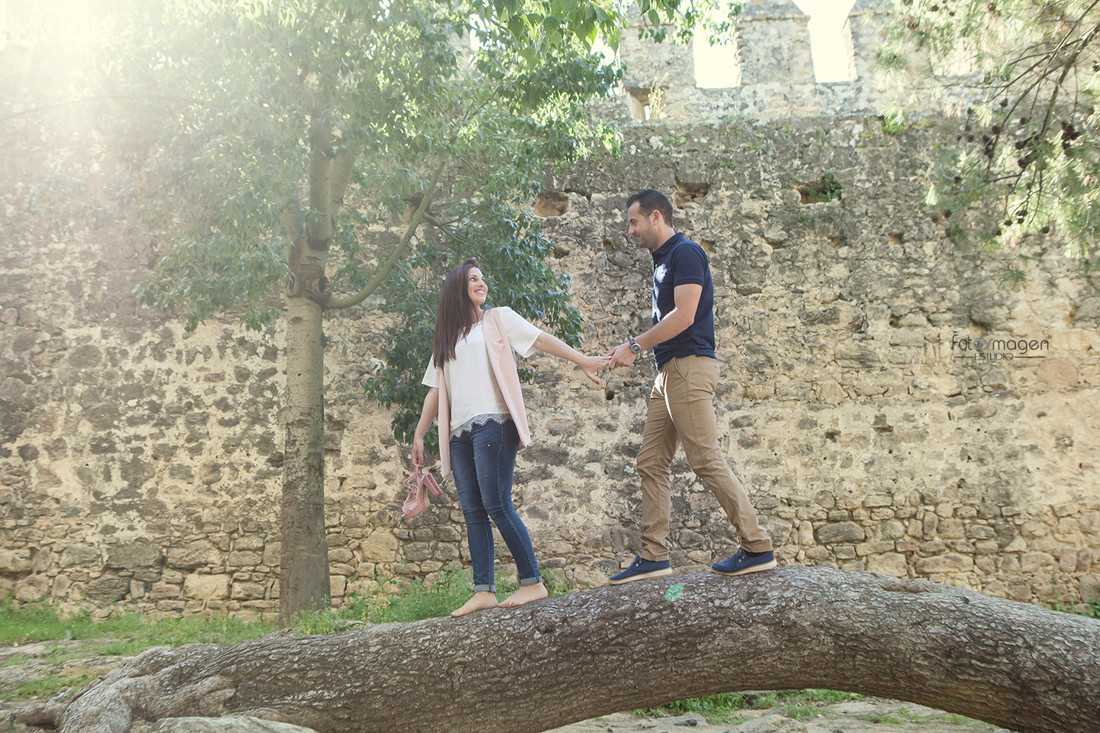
[
  {"x1": 359, "y1": 531, "x2": 399, "y2": 562},
  {"x1": 183, "y1": 573, "x2": 231, "y2": 600},
  {"x1": 59, "y1": 543, "x2": 99, "y2": 568},
  {"x1": 1020, "y1": 552, "x2": 1056, "y2": 573},
  {"x1": 1059, "y1": 551, "x2": 1078, "y2": 573},
  {"x1": 0, "y1": 548, "x2": 33, "y2": 573},
  {"x1": 1037, "y1": 358, "x2": 1078, "y2": 387},
  {"x1": 87, "y1": 575, "x2": 130, "y2": 602},
  {"x1": 234, "y1": 535, "x2": 266, "y2": 551},
  {"x1": 228, "y1": 551, "x2": 263, "y2": 567},
  {"x1": 435, "y1": 543, "x2": 461, "y2": 561},
  {"x1": 833, "y1": 545, "x2": 857, "y2": 560},
  {"x1": 1020, "y1": 521, "x2": 1049, "y2": 539},
  {"x1": 866, "y1": 553, "x2": 908, "y2": 577},
  {"x1": 15, "y1": 574, "x2": 49, "y2": 601},
  {"x1": 966, "y1": 525, "x2": 995, "y2": 540},
  {"x1": 974, "y1": 540, "x2": 1000, "y2": 555},
  {"x1": 914, "y1": 553, "x2": 973, "y2": 574},
  {"x1": 263, "y1": 542, "x2": 281, "y2": 567},
  {"x1": 328, "y1": 548, "x2": 353, "y2": 564},
  {"x1": 403, "y1": 542, "x2": 432, "y2": 562},
  {"x1": 168, "y1": 541, "x2": 222, "y2": 570},
  {"x1": 937, "y1": 518, "x2": 965, "y2": 539},
  {"x1": 856, "y1": 541, "x2": 894, "y2": 556},
  {"x1": 879, "y1": 520, "x2": 905, "y2": 540},
  {"x1": 151, "y1": 582, "x2": 181, "y2": 600},
  {"x1": 330, "y1": 575, "x2": 347, "y2": 599},
  {"x1": 1080, "y1": 573, "x2": 1100, "y2": 603},
  {"x1": 435, "y1": 526, "x2": 462, "y2": 542},
  {"x1": 106, "y1": 541, "x2": 163, "y2": 571},
  {"x1": 1052, "y1": 502, "x2": 1078, "y2": 518},
  {"x1": 1080, "y1": 512, "x2": 1100, "y2": 535},
  {"x1": 232, "y1": 582, "x2": 266, "y2": 600},
  {"x1": 816, "y1": 521, "x2": 864, "y2": 544}
]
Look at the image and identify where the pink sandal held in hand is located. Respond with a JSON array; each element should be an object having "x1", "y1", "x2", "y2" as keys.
[{"x1": 401, "y1": 465, "x2": 443, "y2": 520}]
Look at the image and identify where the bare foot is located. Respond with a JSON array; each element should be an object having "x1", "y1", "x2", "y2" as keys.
[
  {"x1": 450, "y1": 591, "x2": 499, "y2": 617},
  {"x1": 499, "y1": 582, "x2": 548, "y2": 608}
]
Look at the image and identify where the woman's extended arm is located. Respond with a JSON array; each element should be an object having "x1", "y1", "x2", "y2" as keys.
[
  {"x1": 533, "y1": 332, "x2": 610, "y2": 385},
  {"x1": 412, "y1": 387, "x2": 440, "y2": 468}
]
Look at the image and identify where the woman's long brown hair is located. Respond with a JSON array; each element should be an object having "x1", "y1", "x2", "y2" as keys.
[{"x1": 432, "y1": 259, "x2": 482, "y2": 366}]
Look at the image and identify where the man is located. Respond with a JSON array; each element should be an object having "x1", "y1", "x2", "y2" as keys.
[{"x1": 606, "y1": 189, "x2": 775, "y2": 583}]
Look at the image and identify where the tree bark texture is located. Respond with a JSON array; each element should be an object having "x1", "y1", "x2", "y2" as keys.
[
  {"x1": 278, "y1": 291, "x2": 330, "y2": 625},
  {"x1": 277, "y1": 117, "x2": 339, "y2": 624},
  {"x1": 50, "y1": 568, "x2": 1100, "y2": 733}
]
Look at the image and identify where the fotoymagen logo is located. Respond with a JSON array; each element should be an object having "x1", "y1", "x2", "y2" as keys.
[{"x1": 951, "y1": 332, "x2": 1050, "y2": 361}]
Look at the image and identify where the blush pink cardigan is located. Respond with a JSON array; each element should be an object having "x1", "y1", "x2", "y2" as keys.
[{"x1": 436, "y1": 308, "x2": 532, "y2": 477}]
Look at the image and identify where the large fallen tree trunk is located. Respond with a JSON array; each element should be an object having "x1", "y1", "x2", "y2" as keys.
[{"x1": 32, "y1": 567, "x2": 1100, "y2": 733}]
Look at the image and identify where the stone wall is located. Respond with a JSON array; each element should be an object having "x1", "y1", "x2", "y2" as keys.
[
  {"x1": 2, "y1": 2, "x2": 1099, "y2": 620},
  {"x1": 613, "y1": 0, "x2": 893, "y2": 123}
]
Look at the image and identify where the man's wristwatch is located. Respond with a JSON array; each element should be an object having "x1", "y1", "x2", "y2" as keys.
[{"x1": 628, "y1": 337, "x2": 642, "y2": 354}]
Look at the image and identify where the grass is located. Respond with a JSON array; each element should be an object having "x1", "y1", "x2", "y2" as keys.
[
  {"x1": 0, "y1": 596, "x2": 275, "y2": 701},
  {"x1": 293, "y1": 566, "x2": 576, "y2": 633},
  {"x1": 6, "y1": 673, "x2": 98, "y2": 702},
  {"x1": 0, "y1": 597, "x2": 274, "y2": 652},
  {"x1": 1050, "y1": 593, "x2": 1100, "y2": 619},
  {"x1": 638, "y1": 688, "x2": 860, "y2": 724}
]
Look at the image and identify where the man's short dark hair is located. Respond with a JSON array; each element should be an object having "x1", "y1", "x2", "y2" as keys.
[{"x1": 627, "y1": 189, "x2": 674, "y2": 228}]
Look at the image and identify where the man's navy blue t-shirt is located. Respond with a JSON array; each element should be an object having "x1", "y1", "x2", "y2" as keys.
[{"x1": 651, "y1": 233, "x2": 716, "y2": 368}]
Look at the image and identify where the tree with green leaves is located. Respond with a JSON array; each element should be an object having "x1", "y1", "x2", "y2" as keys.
[
  {"x1": 882, "y1": 0, "x2": 1100, "y2": 257},
  {"x1": 2, "y1": 0, "x2": 712, "y2": 624}
]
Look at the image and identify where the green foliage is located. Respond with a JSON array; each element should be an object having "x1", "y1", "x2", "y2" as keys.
[
  {"x1": 883, "y1": 0, "x2": 1100, "y2": 255},
  {"x1": 50, "y1": 0, "x2": 643, "y2": 334},
  {"x1": 879, "y1": 110, "x2": 907, "y2": 135},
  {"x1": 638, "y1": 689, "x2": 861, "y2": 724},
  {"x1": 797, "y1": 172, "x2": 843, "y2": 204},
  {"x1": 58, "y1": 0, "x2": 673, "y2": 442},
  {"x1": 634, "y1": 0, "x2": 743, "y2": 45},
  {"x1": 1050, "y1": 592, "x2": 1100, "y2": 619}
]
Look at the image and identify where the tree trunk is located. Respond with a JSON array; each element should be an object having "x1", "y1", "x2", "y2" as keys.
[
  {"x1": 43, "y1": 568, "x2": 1100, "y2": 733},
  {"x1": 278, "y1": 115, "x2": 336, "y2": 624},
  {"x1": 278, "y1": 292, "x2": 330, "y2": 624}
]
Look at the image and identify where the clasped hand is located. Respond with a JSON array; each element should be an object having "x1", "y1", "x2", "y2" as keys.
[{"x1": 606, "y1": 341, "x2": 638, "y2": 369}]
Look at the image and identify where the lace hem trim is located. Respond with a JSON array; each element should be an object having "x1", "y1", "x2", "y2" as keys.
[{"x1": 452, "y1": 412, "x2": 510, "y2": 438}]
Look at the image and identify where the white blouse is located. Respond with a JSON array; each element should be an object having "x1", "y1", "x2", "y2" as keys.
[{"x1": 422, "y1": 307, "x2": 542, "y2": 435}]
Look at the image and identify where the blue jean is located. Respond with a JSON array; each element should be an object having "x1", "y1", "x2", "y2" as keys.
[{"x1": 449, "y1": 417, "x2": 541, "y2": 592}]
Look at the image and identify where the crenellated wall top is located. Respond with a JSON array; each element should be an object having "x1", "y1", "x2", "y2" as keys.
[{"x1": 613, "y1": 0, "x2": 957, "y2": 122}]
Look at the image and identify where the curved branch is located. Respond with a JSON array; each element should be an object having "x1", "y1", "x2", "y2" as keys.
[
  {"x1": 45, "y1": 568, "x2": 1100, "y2": 733},
  {"x1": 326, "y1": 160, "x2": 445, "y2": 310}
]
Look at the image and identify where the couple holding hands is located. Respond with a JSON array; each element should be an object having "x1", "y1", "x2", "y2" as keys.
[{"x1": 411, "y1": 190, "x2": 776, "y2": 617}]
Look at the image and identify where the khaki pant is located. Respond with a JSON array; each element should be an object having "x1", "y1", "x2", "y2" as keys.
[{"x1": 636, "y1": 355, "x2": 773, "y2": 561}]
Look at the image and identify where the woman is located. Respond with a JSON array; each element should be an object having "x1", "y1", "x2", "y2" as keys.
[{"x1": 412, "y1": 259, "x2": 608, "y2": 617}]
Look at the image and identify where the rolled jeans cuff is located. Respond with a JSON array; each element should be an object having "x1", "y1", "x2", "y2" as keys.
[
  {"x1": 519, "y1": 576, "x2": 542, "y2": 586},
  {"x1": 473, "y1": 584, "x2": 495, "y2": 593}
]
